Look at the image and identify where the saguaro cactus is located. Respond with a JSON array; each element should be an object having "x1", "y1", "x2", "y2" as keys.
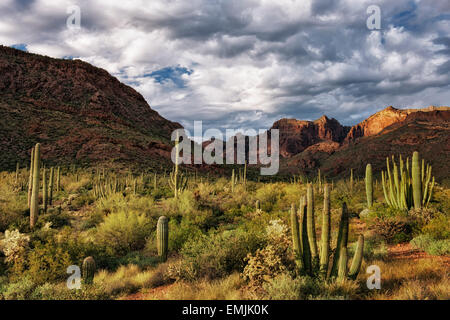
[
  {"x1": 319, "y1": 184, "x2": 331, "y2": 276},
  {"x1": 412, "y1": 151, "x2": 422, "y2": 209},
  {"x1": 365, "y1": 164, "x2": 373, "y2": 208},
  {"x1": 30, "y1": 144, "x2": 41, "y2": 229},
  {"x1": 42, "y1": 168, "x2": 48, "y2": 213},
  {"x1": 48, "y1": 167, "x2": 54, "y2": 205},
  {"x1": 82, "y1": 256, "x2": 96, "y2": 284},
  {"x1": 157, "y1": 216, "x2": 169, "y2": 262},
  {"x1": 27, "y1": 147, "x2": 34, "y2": 208},
  {"x1": 56, "y1": 166, "x2": 61, "y2": 192}
]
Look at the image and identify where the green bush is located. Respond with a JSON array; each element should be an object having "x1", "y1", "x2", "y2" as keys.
[
  {"x1": 411, "y1": 235, "x2": 450, "y2": 256},
  {"x1": 173, "y1": 228, "x2": 264, "y2": 280},
  {"x1": 1, "y1": 276, "x2": 35, "y2": 300},
  {"x1": 95, "y1": 210, "x2": 152, "y2": 256},
  {"x1": 422, "y1": 213, "x2": 450, "y2": 240}
]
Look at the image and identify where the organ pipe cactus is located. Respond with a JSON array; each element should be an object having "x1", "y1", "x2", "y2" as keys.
[
  {"x1": 381, "y1": 151, "x2": 434, "y2": 210},
  {"x1": 30, "y1": 144, "x2": 40, "y2": 229},
  {"x1": 306, "y1": 183, "x2": 319, "y2": 270},
  {"x1": 82, "y1": 256, "x2": 96, "y2": 284},
  {"x1": 319, "y1": 184, "x2": 331, "y2": 276},
  {"x1": 299, "y1": 196, "x2": 311, "y2": 275},
  {"x1": 412, "y1": 151, "x2": 421, "y2": 209},
  {"x1": 157, "y1": 216, "x2": 169, "y2": 262},
  {"x1": 289, "y1": 186, "x2": 364, "y2": 281},
  {"x1": 290, "y1": 203, "x2": 303, "y2": 273},
  {"x1": 348, "y1": 234, "x2": 364, "y2": 280},
  {"x1": 365, "y1": 164, "x2": 373, "y2": 208}
]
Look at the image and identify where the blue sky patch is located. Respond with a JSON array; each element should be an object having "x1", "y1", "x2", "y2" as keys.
[
  {"x1": 11, "y1": 43, "x2": 28, "y2": 51},
  {"x1": 145, "y1": 66, "x2": 193, "y2": 88}
]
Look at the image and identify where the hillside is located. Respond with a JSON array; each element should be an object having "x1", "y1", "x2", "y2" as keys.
[
  {"x1": 0, "y1": 45, "x2": 181, "y2": 170},
  {"x1": 281, "y1": 106, "x2": 450, "y2": 183}
]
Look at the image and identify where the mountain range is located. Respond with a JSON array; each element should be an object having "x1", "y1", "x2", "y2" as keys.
[{"x1": 0, "y1": 45, "x2": 448, "y2": 182}]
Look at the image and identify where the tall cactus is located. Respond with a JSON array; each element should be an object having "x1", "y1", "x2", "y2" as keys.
[
  {"x1": 56, "y1": 166, "x2": 61, "y2": 192},
  {"x1": 290, "y1": 203, "x2": 303, "y2": 273},
  {"x1": 157, "y1": 216, "x2": 169, "y2": 262},
  {"x1": 82, "y1": 256, "x2": 96, "y2": 284},
  {"x1": 365, "y1": 164, "x2": 373, "y2": 208},
  {"x1": 27, "y1": 147, "x2": 34, "y2": 208},
  {"x1": 306, "y1": 183, "x2": 319, "y2": 270},
  {"x1": 290, "y1": 194, "x2": 363, "y2": 281},
  {"x1": 299, "y1": 196, "x2": 311, "y2": 275},
  {"x1": 169, "y1": 131, "x2": 187, "y2": 198},
  {"x1": 412, "y1": 151, "x2": 421, "y2": 209},
  {"x1": 48, "y1": 167, "x2": 54, "y2": 205},
  {"x1": 330, "y1": 202, "x2": 349, "y2": 278},
  {"x1": 42, "y1": 168, "x2": 48, "y2": 213},
  {"x1": 30, "y1": 144, "x2": 41, "y2": 229},
  {"x1": 319, "y1": 184, "x2": 331, "y2": 276},
  {"x1": 381, "y1": 152, "x2": 434, "y2": 210}
]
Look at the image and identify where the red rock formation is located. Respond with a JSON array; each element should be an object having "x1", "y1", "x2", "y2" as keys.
[
  {"x1": 345, "y1": 106, "x2": 450, "y2": 142},
  {"x1": 270, "y1": 115, "x2": 348, "y2": 157}
]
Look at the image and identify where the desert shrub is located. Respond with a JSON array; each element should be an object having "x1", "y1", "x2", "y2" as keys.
[
  {"x1": 64, "y1": 176, "x2": 91, "y2": 194},
  {"x1": 369, "y1": 217, "x2": 413, "y2": 244},
  {"x1": 95, "y1": 210, "x2": 152, "y2": 256},
  {"x1": 422, "y1": 213, "x2": 450, "y2": 240},
  {"x1": 167, "y1": 218, "x2": 203, "y2": 252},
  {"x1": 114, "y1": 251, "x2": 159, "y2": 269},
  {"x1": 0, "y1": 229, "x2": 30, "y2": 264},
  {"x1": 40, "y1": 211, "x2": 71, "y2": 229},
  {"x1": 169, "y1": 227, "x2": 264, "y2": 280},
  {"x1": 255, "y1": 183, "x2": 284, "y2": 212},
  {"x1": 411, "y1": 235, "x2": 450, "y2": 256},
  {"x1": 262, "y1": 273, "x2": 321, "y2": 300},
  {"x1": 408, "y1": 207, "x2": 436, "y2": 224},
  {"x1": 1, "y1": 275, "x2": 35, "y2": 300},
  {"x1": 68, "y1": 193, "x2": 95, "y2": 211},
  {"x1": 242, "y1": 220, "x2": 293, "y2": 287},
  {"x1": 25, "y1": 240, "x2": 73, "y2": 285}
]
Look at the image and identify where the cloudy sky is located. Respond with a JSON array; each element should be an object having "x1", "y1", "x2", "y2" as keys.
[{"x1": 1, "y1": 0, "x2": 449, "y2": 138}]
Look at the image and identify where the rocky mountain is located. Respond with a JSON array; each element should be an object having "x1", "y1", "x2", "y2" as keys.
[
  {"x1": 0, "y1": 45, "x2": 181, "y2": 170},
  {"x1": 271, "y1": 116, "x2": 349, "y2": 157},
  {"x1": 281, "y1": 106, "x2": 450, "y2": 182}
]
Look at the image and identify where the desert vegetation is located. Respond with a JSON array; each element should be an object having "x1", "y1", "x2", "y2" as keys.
[{"x1": 0, "y1": 145, "x2": 448, "y2": 300}]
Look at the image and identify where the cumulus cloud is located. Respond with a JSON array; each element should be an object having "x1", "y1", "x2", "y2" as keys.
[{"x1": 0, "y1": 0, "x2": 449, "y2": 139}]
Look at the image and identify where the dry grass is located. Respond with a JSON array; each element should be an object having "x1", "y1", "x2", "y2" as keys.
[
  {"x1": 361, "y1": 259, "x2": 449, "y2": 300},
  {"x1": 158, "y1": 273, "x2": 247, "y2": 300}
]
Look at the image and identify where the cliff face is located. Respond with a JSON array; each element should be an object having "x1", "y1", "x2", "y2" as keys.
[
  {"x1": 280, "y1": 106, "x2": 450, "y2": 181},
  {"x1": 345, "y1": 106, "x2": 450, "y2": 142},
  {"x1": 271, "y1": 116, "x2": 349, "y2": 157},
  {"x1": 0, "y1": 45, "x2": 180, "y2": 169}
]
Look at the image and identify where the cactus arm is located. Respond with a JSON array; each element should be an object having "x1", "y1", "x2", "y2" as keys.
[{"x1": 348, "y1": 235, "x2": 364, "y2": 280}]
